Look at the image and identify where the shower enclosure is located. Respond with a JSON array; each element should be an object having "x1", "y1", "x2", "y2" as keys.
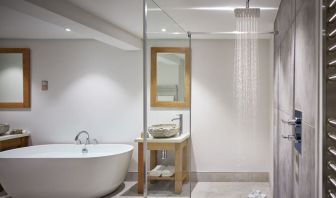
[
  {"x1": 143, "y1": 0, "x2": 323, "y2": 197},
  {"x1": 142, "y1": 0, "x2": 274, "y2": 197}
]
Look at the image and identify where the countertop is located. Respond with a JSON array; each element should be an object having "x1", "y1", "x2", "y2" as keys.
[{"x1": 135, "y1": 132, "x2": 190, "y2": 143}]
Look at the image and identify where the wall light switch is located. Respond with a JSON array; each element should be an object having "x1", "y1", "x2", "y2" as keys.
[{"x1": 42, "y1": 80, "x2": 48, "y2": 91}]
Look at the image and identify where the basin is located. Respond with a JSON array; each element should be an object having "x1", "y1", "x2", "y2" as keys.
[{"x1": 148, "y1": 124, "x2": 179, "y2": 138}]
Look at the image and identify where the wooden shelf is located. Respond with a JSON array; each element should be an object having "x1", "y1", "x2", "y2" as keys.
[
  {"x1": 149, "y1": 175, "x2": 175, "y2": 181},
  {"x1": 137, "y1": 138, "x2": 189, "y2": 194},
  {"x1": 149, "y1": 172, "x2": 188, "y2": 181}
]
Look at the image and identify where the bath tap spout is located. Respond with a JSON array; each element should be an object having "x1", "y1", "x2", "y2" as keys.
[
  {"x1": 82, "y1": 142, "x2": 88, "y2": 154},
  {"x1": 75, "y1": 130, "x2": 90, "y2": 144}
]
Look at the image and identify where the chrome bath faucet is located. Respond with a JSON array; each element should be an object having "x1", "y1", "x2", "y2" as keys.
[{"x1": 75, "y1": 130, "x2": 90, "y2": 145}]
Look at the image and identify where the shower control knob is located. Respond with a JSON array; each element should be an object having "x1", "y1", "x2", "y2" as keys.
[
  {"x1": 282, "y1": 117, "x2": 301, "y2": 126},
  {"x1": 281, "y1": 134, "x2": 296, "y2": 141}
]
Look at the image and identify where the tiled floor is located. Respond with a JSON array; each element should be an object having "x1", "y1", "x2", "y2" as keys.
[
  {"x1": 103, "y1": 182, "x2": 272, "y2": 198},
  {"x1": 1, "y1": 182, "x2": 272, "y2": 198}
]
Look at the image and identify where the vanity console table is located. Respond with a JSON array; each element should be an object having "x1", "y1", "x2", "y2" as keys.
[
  {"x1": 0, "y1": 132, "x2": 30, "y2": 151},
  {"x1": 135, "y1": 133, "x2": 190, "y2": 194}
]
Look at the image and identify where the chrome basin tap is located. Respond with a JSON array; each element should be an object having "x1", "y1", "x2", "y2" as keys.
[
  {"x1": 171, "y1": 114, "x2": 183, "y2": 136},
  {"x1": 75, "y1": 130, "x2": 90, "y2": 145}
]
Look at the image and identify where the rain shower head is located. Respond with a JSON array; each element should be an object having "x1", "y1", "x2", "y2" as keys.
[{"x1": 234, "y1": 0, "x2": 260, "y2": 18}]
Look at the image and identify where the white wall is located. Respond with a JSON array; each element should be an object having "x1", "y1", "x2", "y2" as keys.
[
  {"x1": 191, "y1": 39, "x2": 272, "y2": 173},
  {"x1": 148, "y1": 39, "x2": 273, "y2": 173},
  {"x1": 0, "y1": 38, "x2": 272, "y2": 174},
  {"x1": 0, "y1": 39, "x2": 142, "y2": 172}
]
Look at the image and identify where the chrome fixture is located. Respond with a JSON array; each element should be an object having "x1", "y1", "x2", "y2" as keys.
[
  {"x1": 92, "y1": 139, "x2": 99, "y2": 144},
  {"x1": 329, "y1": 74, "x2": 336, "y2": 81},
  {"x1": 281, "y1": 134, "x2": 296, "y2": 142},
  {"x1": 329, "y1": 161, "x2": 336, "y2": 172},
  {"x1": 330, "y1": 13, "x2": 336, "y2": 23},
  {"x1": 329, "y1": 147, "x2": 336, "y2": 156},
  {"x1": 329, "y1": 133, "x2": 336, "y2": 141},
  {"x1": 281, "y1": 110, "x2": 302, "y2": 153},
  {"x1": 234, "y1": 0, "x2": 260, "y2": 18},
  {"x1": 75, "y1": 130, "x2": 90, "y2": 144},
  {"x1": 323, "y1": 3, "x2": 336, "y2": 196},
  {"x1": 82, "y1": 142, "x2": 88, "y2": 154},
  {"x1": 329, "y1": 118, "x2": 336, "y2": 126},
  {"x1": 329, "y1": 190, "x2": 336, "y2": 198},
  {"x1": 171, "y1": 114, "x2": 183, "y2": 136},
  {"x1": 331, "y1": 0, "x2": 336, "y2": 8},
  {"x1": 329, "y1": 60, "x2": 336, "y2": 65},
  {"x1": 329, "y1": 44, "x2": 336, "y2": 51},
  {"x1": 282, "y1": 117, "x2": 301, "y2": 126},
  {"x1": 161, "y1": 150, "x2": 167, "y2": 160},
  {"x1": 329, "y1": 28, "x2": 336, "y2": 37},
  {"x1": 329, "y1": 176, "x2": 336, "y2": 187}
]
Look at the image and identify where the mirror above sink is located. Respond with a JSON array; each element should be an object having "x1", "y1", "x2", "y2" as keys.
[
  {"x1": 0, "y1": 48, "x2": 30, "y2": 109},
  {"x1": 151, "y1": 47, "x2": 190, "y2": 108}
]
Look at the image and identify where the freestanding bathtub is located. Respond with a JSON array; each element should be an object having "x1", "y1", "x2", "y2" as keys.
[{"x1": 0, "y1": 144, "x2": 133, "y2": 198}]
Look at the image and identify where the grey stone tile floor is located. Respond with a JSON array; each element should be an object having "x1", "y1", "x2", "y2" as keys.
[{"x1": 1, "y1": 182, "x2": 272, "y2": 198}]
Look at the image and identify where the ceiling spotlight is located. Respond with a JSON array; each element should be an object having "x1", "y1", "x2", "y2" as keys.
[
  {"x1": 65, "y1": 28, "x2": 71, "y2": 32},
  {"x1": 161, "y1": 28, "x2": 167, "y2": 32}
]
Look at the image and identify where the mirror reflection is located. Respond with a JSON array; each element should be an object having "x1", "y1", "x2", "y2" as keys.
[
  {"x1": 151, "y1": 47, "x2": 190, "y2": 108},
  {"x1": 0, "y1": 53, "x2": 24, "y2": 103},
  {"x1": 156, "y1": 52, "x2": 185, "y2": 102},
  {"x1": 0, "y1": 48, "x2": 30, "y2": 108}
]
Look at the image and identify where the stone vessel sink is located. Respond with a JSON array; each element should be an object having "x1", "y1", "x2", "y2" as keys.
[
  {"x1": 148, "y1": 124, "x2": 179, "y2": 138},
  {"x1": 0, "y1": 124, "x2": 9, "y2": 135}
]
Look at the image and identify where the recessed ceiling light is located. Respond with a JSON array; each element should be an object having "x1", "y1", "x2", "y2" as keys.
[
  {"x1": 65, "y1": 28, "x2": 71, "y2": 32},
  {"x1": 161, "y1": 28, "x2": 167, "y2": 32}
]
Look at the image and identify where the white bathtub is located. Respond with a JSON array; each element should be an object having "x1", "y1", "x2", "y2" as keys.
[{"x1": 0, "y1": 144, "x2": 133, "y2": 198}]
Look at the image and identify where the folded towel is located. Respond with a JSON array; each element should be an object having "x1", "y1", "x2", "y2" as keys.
[
  {"x1": 149, "y1": 165, "x2": 165, "y2": 177},
  {"x1": 161, "y1": 165, "x2": 175, "y2": 177},
  {"x1": 248, "y1": 190, "x2": 267, "y2": 198}
]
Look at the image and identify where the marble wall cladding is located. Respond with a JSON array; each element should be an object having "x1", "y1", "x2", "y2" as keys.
[
  {"x1": 296, "y1": 0, "x2": 304, "y2": 12},
  {"x1": 276, "y1": 0, "x2": 295, "y2": 43},
  {"x1": 277, "y1": 110, "x2": 294, "y2": 198},
  {"x1": 273, "y1": 107, "x2": 279, "y2": 197},
  {"x1": 274, "y1": 0, "x2": 319, "y2": 197},
  {"x1": 295, "y1": 0, "x2": 318, "y2": 128},
  {"x1": 274, "y1": 49, "x2": 280, "y2": 108},
  {"x1": 279, "y1": 25, "x2": 295, "y2": 115},
  {"x1": 298, "y1": 124, "x2": 316, "y2": 198},
  {"x1": 296, "y1": 0, "x2": 316, "y2": 14}
]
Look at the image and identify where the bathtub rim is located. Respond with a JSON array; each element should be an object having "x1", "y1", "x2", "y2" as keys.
[{"x1": 0, "y1": 143, "x2": 134, "y2": 159}]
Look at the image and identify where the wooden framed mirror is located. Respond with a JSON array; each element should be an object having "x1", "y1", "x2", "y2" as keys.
[
  {"x1": 0, "y1": 48, "x2": 30, "y2": 109},
  {"x1": 151, "y1": 47, "x2": 190, "y2": 108}
]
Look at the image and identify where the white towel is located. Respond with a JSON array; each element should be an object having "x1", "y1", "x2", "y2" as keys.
[
  {"x1": 149, "y1": 165, "x2": 165, "y2": 177},
  {"x1": 161, "y1": 165, "x2": 175, "y2": 177},
  {"x1": 248, "y1": 190, "x2": 267, "y2": 198}
]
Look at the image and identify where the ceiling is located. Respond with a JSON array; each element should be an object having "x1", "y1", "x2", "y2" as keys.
[
  {"x1": 0, "y1": 5, "x2": 86, "y2": 39},
  {"x1": 152, "y1": 0, "x2": 281, "y2": 38},
  {"x1": 67, "y1": 0, "x2": 143, "y2": 38},
  {"x1": 0, "y1": 0, "x2": 281, "y2": 49}
]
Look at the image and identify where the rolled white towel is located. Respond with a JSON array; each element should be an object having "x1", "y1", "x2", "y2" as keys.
[
  {"x1": 149, "y1": 165, "x2": 165, "y2": 177},
  {"x1": 161, "y1": 165, "x2": 175, "y2": 177}
]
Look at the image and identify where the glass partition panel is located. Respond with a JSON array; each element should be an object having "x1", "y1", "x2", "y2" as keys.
[{"x1": 143, "y1": 0, "x2": 191, "y2": 197}]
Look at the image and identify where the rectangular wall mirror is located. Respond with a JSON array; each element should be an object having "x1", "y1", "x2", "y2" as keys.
[
  {"x1": 0, "y1": 48, "x2": 30, "y2": 108},
  {"x1": 151, "y1": 47, "x2": 190, "y2": 108}
]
